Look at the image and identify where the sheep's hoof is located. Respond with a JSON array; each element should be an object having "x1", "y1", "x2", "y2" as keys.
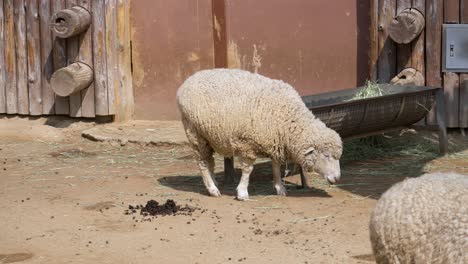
[
  {"x1": 236, "y1": 189, "x2": 249, "y2": 201},
  {"x1": 236, "y1": 195, "x2": 249, "y2": 201},
  {"x1": 208, "y1": 187, "x2": 221, "y2": 197},
  {"x1": 275, "y1": 185, "x2": 287, "y2": 196}
]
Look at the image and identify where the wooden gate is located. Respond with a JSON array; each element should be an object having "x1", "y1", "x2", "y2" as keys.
[
  {"x1": 0, "y1": 0, "x2": 133, "y2": 120},
  {"x1": 370, "y1": 0, "x2": 468, "y2": 128}
]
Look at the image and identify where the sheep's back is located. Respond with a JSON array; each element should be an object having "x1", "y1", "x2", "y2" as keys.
[
  {"x1": 369, "y1": 172, "x2": 468, "y2": 264},
  {"x1": 176, "y1": 69, "x2": 307, "y2": 156}
]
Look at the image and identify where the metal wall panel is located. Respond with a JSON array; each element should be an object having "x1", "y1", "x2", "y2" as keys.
[
  {"x1": 131, "y1": 0, "x2": 215, "y2": 120},
  {"x1": 131, "y1": 0, "x2": 370, "y2": 120}
]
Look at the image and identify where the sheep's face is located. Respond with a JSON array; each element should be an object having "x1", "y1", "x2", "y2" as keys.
[{"x1": 301, "y1": 149, "x2": 341, "y2": 184}]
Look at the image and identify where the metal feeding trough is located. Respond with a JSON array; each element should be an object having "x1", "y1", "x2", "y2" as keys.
[
  {"x1": 223, "y1": 85, "x2": 448, "y2": 186},
  {"x1": 302, "y1": 84, "x2": 447, "y2": 143}
]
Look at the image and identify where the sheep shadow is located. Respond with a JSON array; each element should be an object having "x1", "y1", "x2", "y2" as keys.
[
  {"x1": 336, "y1": 129, "x2": 468, "y2": 200},
  {"x1": 156, "y1": 160, "x2": 332, "y2": 198}
]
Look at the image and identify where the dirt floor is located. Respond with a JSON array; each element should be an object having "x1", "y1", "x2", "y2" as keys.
[{"x1": 0, "y1": 116, "x2": 467, "y2": 264}]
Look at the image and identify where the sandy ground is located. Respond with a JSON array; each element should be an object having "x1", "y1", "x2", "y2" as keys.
[{"x1": 0, "y1": 116, "x2": 467, "y2": 264}]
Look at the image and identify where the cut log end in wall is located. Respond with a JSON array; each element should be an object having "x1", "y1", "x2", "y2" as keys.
[
  {"x1": 51, "y1": 62, "x2": 94, "y2": 97},
  {"x1": 390, "y1": 68, "x2": 424, "y2": 86},
  {"x1": 389, "y1": 8, "x2": 425, "y2": 44},
  {"x1": 50, "y1": 6, "x2": 91, "y2": 38}
]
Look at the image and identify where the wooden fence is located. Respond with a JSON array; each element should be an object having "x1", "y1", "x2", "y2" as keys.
[
  {"x1": 0, "y1": 0, "x2": 133, "y2": 120},
  {"x1": 370, "y1": 0, "x2": 468, "y2": 128}
]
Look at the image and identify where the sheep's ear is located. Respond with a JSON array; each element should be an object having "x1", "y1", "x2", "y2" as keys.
[{"x1": 305, "y1": 147, "x2": 315, "y2": 156}]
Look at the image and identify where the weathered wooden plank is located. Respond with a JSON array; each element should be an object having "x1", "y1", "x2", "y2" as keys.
[
  {"x1": 369, "y1": 0, "x2": 379, "y2": 80},
  {"x1": 460, "y1": 75, "x2": 468, "y2": 127},
  {"x1": 92, "y1": 0, "x2": 109, "y2": 115},
  {"x1": 411, "y1": 0, "x2": 426, "y2": 126},
  {"x1": 443, "y1": 0, "x2": 460, "y2": 127},
  {"x1": 39, "y1": 0, "x2": 55, "y2": 115},
  {"x1": 377, "y1": 0, "x2": 397, "y2": 83},
  {"x1": 462, "y1": 0, "x2": 468, "y2": 21},
  {"x1": 444, "y1": 0, "x2": 459, "y2": 23},
  {"x1": 77, "y1": 0, "x2": 95, "y2": 118},
  {"x1": 14, "y1": 0, "x2": 29, "y2": 114},
  {"x1": 425, "y1": 0, "x2": 443, "y2": 125},
  {"x1": 26, "y1": 0, "x2": 43, "y2": 115},
  {"x1": 66, "y1": 0, "x2": 82, "y2": 117},
  {"x1": 0, "y1": 0, "x2": 6, "y2": 113},
  {"x1": 460, "y1": 0, "x2": 468, "y2": 127},
  {"x1": 4, "y1": 0, "x2": 17, "y2": 113},
  {"x1": 115, "y1": 0, "x2": 134, "y2": 121},
  {"x1": 396, "y1": 0, "x2": 412, "y2": 73},
  {"x1": 444, "y1": 73, "x2": 460, "y2": 127},
  {"x1": 51, "y1": 0, "x2": 69, "y2": 115},
  {"x1": 105, "y1": 0, "x2": 117, "y2": 115},
  {"x1": 411, "y1": 0, "x2": 425, "y2": 81}
]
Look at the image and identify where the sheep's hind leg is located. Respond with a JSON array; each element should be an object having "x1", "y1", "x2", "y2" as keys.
[
  {"x1": 236, "y1": 157, "x2": 255, "y2": 201},
  {"x1": 184, "y1": 124, "x2": 220, "y2": 197},
  {"x1": 272, "y1": 160, "x2": 287, "y2": 196},
  {"x1": 198, "y1": 154, "x2": 220, "y2": 197},
  {"x1": 195, "y1": 144, "x2": 221, "y2": 197}
]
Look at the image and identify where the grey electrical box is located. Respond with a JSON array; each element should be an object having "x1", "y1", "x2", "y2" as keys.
[{"x1": 443, "y1": 24, "x2": 468, "y2": 72}]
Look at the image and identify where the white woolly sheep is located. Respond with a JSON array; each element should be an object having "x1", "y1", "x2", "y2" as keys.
[
  {"x1": 176, "y1": 68, "x2": 343, "y2": 200},
  {"x1": 369, "y1": 172, "x2": 468, "y2": 264}
]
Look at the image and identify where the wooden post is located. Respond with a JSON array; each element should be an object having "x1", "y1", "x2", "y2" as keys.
[
  {"x1": 0, "y1": 0, "x2": 6, "y2": 114},
  {"x1": 460, "y1": 0, "x2": 468, "y2": 128},
  {"x1": 50, "y1": 5, "x2": 91, "y2": 38},
  {"x1": 14, "y1": 0, "x2": 29, "y2": 115},
  {"x1": 425, "y1": 0, "x2": 443, "y2": 125},
  {"x1": 378, "y1": 0, "x2": 397, "y2": 83},
  {"x1": 212, "y1": 0, "x2": 235, "y2": 183},
  {"x1": 299, "y1": 166, "x2": 310, "y2": 189},
  {"x1": 223, "y1": 158, "x2": 235, "y2": 184},
  {"x1": 51, "y1": 0, "x2": 70, "y2": 115},
  {"x1": 389, "y1": 8, "x2": 425, "y2": 44},
  {"x1": 50, "y1": 62, "x2": 94, "y2": 97},
  {"x1": 444, "y1": 0, "x2": 460, "y2": 128},
  {"x1": 436, "y1": 89, "x2": 449, "y2": 155},
  {"x1": 40, "y1": 0, "x2": 56, "y2": 115},
  {"x1": 390, "y1": 67, "x2": 424, "y2": 86},
  {"x1": 26, "y1": 0, "x2": 43, "y2": 115}
]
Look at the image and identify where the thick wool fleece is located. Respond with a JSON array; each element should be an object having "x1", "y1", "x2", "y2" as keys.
[
  {"x1": 369, "y1": 172, "x2": 468, "y2": 264},
  {"x1": 176, "y1": 68, "x2": 342, "y2": 164}
]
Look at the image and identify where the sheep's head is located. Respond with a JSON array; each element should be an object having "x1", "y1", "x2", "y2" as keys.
[{"x1": 298, "y1": 127, "x2": 343, "y2": 184}]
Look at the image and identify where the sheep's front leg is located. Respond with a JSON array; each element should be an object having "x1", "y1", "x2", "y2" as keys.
[
  {"x1": 236, "y1": 158, "x2": 255, "y2": 200},
  {"x1": 272, "y1": 160, "x2": 287, "y2": 196}
]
